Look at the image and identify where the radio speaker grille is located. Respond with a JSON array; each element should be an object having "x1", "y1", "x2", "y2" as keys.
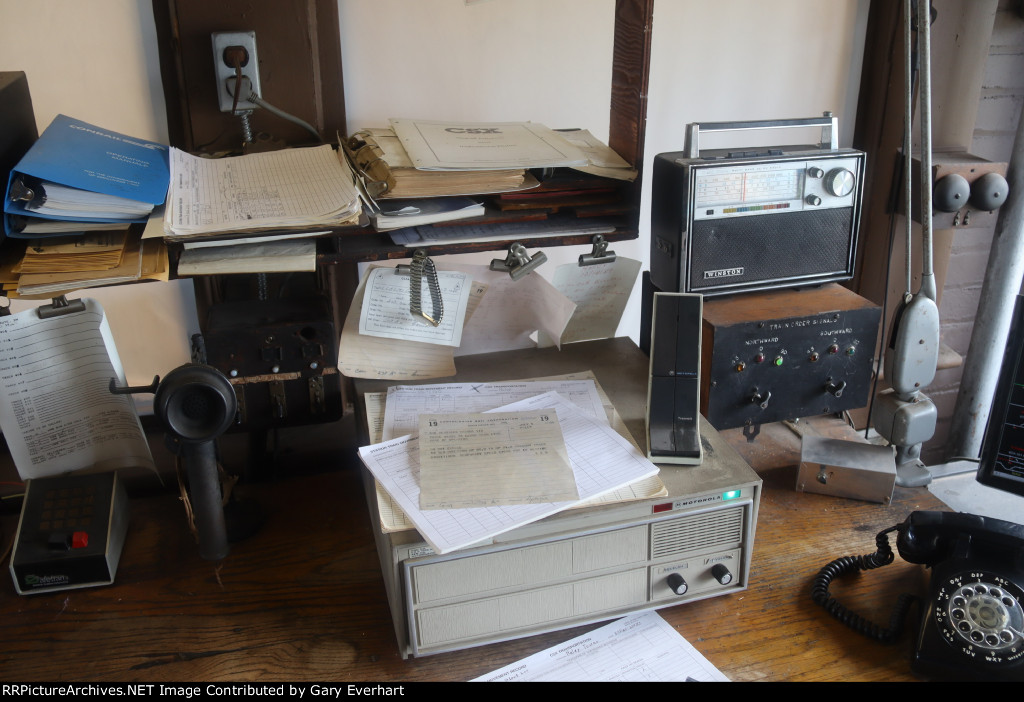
[
  {"x1": 689, "y1": 209, "x2": 854, "y2": 292},
  {"x1": 651, "y1": 507, "x2": 744, "y2": 559}
]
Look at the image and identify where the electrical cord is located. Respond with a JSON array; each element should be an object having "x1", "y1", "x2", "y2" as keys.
[
  {"x1": 811, "y1": 525, "x2": 919, "y2": 643},
  {"x1": 245, "y1": 92, "x2": 324, "y2": 144},
  {"x1": 223, "y1": 65, "x2": 324, "y2": 145}
]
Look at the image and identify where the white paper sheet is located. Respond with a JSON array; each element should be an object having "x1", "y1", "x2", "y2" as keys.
[
  {"x1": 358, "y1": 391, "x2": 659, "y2": 554},
  {"x1": 358, "y1": 267, "x2": 472, "y2": 347},
  {"x1": 442, "y1": 263, "x2": 577, "y2": 357},
  {"x1": 0, "y1": 299, "x2": 155, "y2": 479},
  {"x1": 471, "y1": 611, "x2": 729, "y2": 682}
]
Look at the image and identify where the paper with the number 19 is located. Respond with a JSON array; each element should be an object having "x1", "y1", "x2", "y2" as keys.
[{"x1": 417, "y1": 410, "x2": 577, "y2": 510}]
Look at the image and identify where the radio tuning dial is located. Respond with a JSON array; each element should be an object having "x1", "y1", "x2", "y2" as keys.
[
  {"x1": 825, "y1": 168, "x2": 856, "y2": 197},
  {"x1": 666, "y1": 572, "x2": 688, "y2": 595},
  {"x1": 805, "y1": 194, "x2": 822, "y2": 206},
  {"x1": 711, "y1": 563, "x2": 733, "y2": 585},
  {"x1": 807, "y1": 166, "x2": 824, "y2": 179}
]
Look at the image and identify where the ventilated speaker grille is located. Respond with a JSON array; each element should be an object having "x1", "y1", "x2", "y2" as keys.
[
  {"x1": 688, "y1": 208, "x2": 854, "y2": 292},
  {"x1": 651, "y1": 507, "x2": 744, "y2": 559}
]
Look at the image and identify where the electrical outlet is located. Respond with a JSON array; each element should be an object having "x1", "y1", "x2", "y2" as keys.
[{"x1": 211, "y1": 31, "x2": 262, "y2": 113}]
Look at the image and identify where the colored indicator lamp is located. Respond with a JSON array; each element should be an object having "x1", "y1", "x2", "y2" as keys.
[
  {"x1": 773, "y1": 356, "x2": 784, "y2": 367},
  {"x1": 722, "y1": 490, "x2": 741, "y2": 501}
]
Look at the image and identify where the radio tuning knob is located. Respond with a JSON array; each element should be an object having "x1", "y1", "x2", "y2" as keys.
[
  {"x1": 805, "y1": 194, "x2": 822, "y2": 206},
  {"x1": 666, "y1": 572, "x2": 688, "y2": 595},
  {"x1": 807, "y1": 166, "x2": 824, "y2": 178},
  {"x1": 711, "y1": 563, "x2": 734, "y2": 585},
  {"x1": 825, "y1": 168, "x2": 856, "y2": 197}
]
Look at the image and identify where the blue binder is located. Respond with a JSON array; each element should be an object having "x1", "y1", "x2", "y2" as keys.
[{"x1": 3, "y1": 114, "x2": 169, "y2": 237}]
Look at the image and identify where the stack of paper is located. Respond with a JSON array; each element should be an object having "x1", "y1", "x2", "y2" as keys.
[
  {"x1": 344, "y1": 127, "x2": 538, "y2": 200},
  {"x1": 358, "y1": 385, "x2": 661, "y2": 555},
  {"x1": 3, "y1": 115, "x2": 170, "y2": 238},
  {"x1": 163, "y1": 144, "x2": 362, "y2": 240}
]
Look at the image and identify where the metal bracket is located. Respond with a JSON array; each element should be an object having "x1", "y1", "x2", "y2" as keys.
[
  {"x1": 490, "y1": 242, "x2": 548, "y2": 280},
  {"x1": 578, "y1": 234, "x2": 616, "y2": 266},
  {"x1": 684, "y1": 112, "x2": 838, "y2": 159},
  {"x1": 109, "y1": 376, "x2": 161, "y2": 396}
]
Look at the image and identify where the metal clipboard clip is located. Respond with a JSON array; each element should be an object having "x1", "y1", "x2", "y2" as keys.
[
  {"x1": 490, "y1": 242, "x2": 547, "y2": 280},
  {"x1": 36, "y1": 295, "x2": 86, "y2": 319},
  {"x1": 396, "y1": 249, "x2": 443, "y2": 326},
  {"x1": 578, "y1": 234, "x2": 616, "y2": 266}
]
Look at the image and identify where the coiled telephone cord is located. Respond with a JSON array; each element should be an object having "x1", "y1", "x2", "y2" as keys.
[{"x1": 811, "y1": 526, "x2": 918, "y2": 643}]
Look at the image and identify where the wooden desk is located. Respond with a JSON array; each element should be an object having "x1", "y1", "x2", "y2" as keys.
[{"x1": 0, "y1": 338, "x2": 945, "y2": 682}]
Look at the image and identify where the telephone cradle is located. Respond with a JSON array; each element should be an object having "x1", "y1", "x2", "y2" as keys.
[{"x1": 812, "y1": 510, "x2": 1024, "y2": 681}]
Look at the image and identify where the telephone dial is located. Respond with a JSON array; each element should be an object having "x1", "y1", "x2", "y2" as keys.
[{"x1": 812, "y1": 510, "x2": 1024, "y2": 681}]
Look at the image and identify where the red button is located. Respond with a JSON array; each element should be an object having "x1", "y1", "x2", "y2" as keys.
[{"x1": 71, "y1": 531, "x2": 89, "y2": 549}]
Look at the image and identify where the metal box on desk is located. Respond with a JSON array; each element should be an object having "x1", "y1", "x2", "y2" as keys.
[
  {"x1": 700, "y1": 284, "x2": 881, "y2": 431},
  {"x1": 360, "y1": 416, "x2": 759, "y2": 658}
]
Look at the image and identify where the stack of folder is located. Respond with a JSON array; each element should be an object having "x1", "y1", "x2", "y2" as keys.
[
  {"x1": 343, "y1": 120, "x2": 638, "y2": 242},
  {"x1": 0, "y1": 228, "x2": 168, "y2": 299},
  {"x1": 0, "y1": 115, "x2": 171, "y2": 297}
]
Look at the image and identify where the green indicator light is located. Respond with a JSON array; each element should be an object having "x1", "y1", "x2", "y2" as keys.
[
  {"x1": 773, "y1": 356, "x2": 784, "y2": 366},
  {"x1": 722, "y1": 490, "x2": 741, "y2": 501}
]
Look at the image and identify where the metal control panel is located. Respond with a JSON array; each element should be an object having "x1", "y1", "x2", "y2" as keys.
[{"x1": 701, "y1": 284, "x2": 881, "y2": 430}]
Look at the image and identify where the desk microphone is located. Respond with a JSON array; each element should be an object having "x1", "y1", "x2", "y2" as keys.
[
  {"x1": 115, "y1": 364, "x2": 238, "y2": 560},
  {"x1": 153, "y1": 364, "x2": 237, "y2": 560}
]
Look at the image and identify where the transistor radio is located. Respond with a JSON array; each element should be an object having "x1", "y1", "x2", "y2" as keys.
[{"x1": 650, "y1": 116, "x2": 865, "y2": 297}]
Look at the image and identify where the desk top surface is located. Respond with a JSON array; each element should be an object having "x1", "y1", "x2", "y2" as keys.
[{"x1": 0, "y1": 337, "x2": 946, "y2": 682}]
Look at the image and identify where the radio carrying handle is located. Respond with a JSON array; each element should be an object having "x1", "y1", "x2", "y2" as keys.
[{"x1": 684, "y1": 113, "x2": 838, "y2": 159}]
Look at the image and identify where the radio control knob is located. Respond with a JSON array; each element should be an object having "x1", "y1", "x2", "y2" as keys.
[
  {"x1": 805, "y1": 194, "x2": 822, "y2": 206},
  {"x1": 807, "y1": 166, "x2": 824, "y2": 179},
  {"x1": 666, "y1": 572, "x2": 688, "y2": 595},
  {"x1": 711, "y1": 563, "x2": 734, "y2": 585},
  {"x1": 825, "y1": 168, "x2": 856, "y2": 197}
]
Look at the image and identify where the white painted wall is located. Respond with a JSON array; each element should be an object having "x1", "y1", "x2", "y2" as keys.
[{"x1": 0, "y1": 0, "x2": 868, "y2": 382}]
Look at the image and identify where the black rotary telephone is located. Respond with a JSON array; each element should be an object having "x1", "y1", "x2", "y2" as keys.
[{"x1": 812, "y1": 511, "x2": 1024, "y2": 681}]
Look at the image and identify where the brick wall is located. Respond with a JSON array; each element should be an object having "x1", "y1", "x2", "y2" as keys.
[{"x1": 924, "y1": 0, "x2": 1024, "y2": 464}]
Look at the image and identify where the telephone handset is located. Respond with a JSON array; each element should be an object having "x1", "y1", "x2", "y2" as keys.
[{"x1": 812, "y1": 510, "x2": 1024, "y2": 681}]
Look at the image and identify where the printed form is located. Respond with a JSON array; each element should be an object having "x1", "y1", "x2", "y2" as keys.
[
  {"x1": 358, "y1": 267, "x2": 472, "y2": 347},
  {"x1": 0, "y1": 299, "x2": 154, "y2": 479},
  {"x1": 357, "y1": 391, "x2": 659, "y2": 554},
  {"x1": 472, "y1": 611, "x2": 729, "y2": 682},
  {"x1": 380, "y1": 379, "x2": 605, "y2": 440},
  {"x1": 417, "y1": 409, "x2": 577, "y2": 509},
  {"x1": 165, "y1": 144, "x2": 360, "y2": 237}
]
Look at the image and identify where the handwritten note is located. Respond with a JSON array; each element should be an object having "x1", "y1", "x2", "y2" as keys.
[
  {"x1": 539, "y1": 256, "x2": 642, "y2": 346},
  {"x1": 418, "y1": 410, "x2": 576, "y2": 509}
]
